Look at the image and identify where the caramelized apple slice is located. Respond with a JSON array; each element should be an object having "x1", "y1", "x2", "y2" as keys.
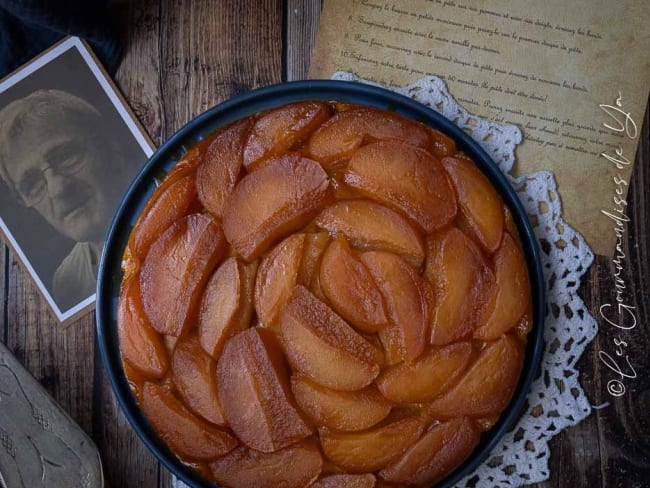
[
  {"x1": 425, "y1": 227, "x2": 495, "y2": 345},
  {"x1": 307, "y1": 107, "x2": 431, "y2": 163},
  {"x1": 345, "y1": 141, "x2": 457, "y2": 233},
  {"x1": 476, "y1": 415, "x2": 500, "y2": 431},
  {"x1": 216, "y1": 328, "x2": 311, "y2": 452},
  {"x1": 142, "y1": 382, "x2": 236, "y2": 460},
  {"x1": 319, "y1": 416, "x2": 425, "y2": 472},
  {"x1": 254, "y1": 234, "x2": 306, "y2": 327},
  {"x1": 376, "y1": 325, "x2": 404, "y2": 367},
  {"x1": 441, "y1": 156, "x2": 504, "y2": 253},
  {"x1": 504, "y1": 204, "x2": 523, "y2": 247},
  {"x1": 309, "y1": 267, "x2": 329, "y2": 303},
  {"x1": 140, "y1": 214, "x2": 227, "y2": 336},
  {"x1": 122, "y1": 360, "x2": 146, "y2": 402},
  {"x1": 320, "y1": 236, "x2": 388, "y2": 333},
  {"x1": 199, "y1": 257, "x2": 255, "y2": 358},
  {"x1": 196, "y1": 119, "x2": 251, "y2": 218},
  {"x1": 360, "y1": 252, "x2": 429, "y2": 364},
  {"x1": 429, "y1": 128, "x2": 457, "y2": 158},
  {"x1": 131, "y1": 175, "x2": 199, "y2": 260},
  {"x1": 223, "y1": 155, "x2": 330, "y2": 260},
  {"x1": 376, "y1": 342, "x2": 473, "y2": 403},
  {"x1": 243, "y1": 101, "x2": 332, "y2": 170},
  {"x1": 172, "y1": 335, "x2": 225, "y2": 425},
  {"x1": 474, "y1": 234, "x2": 531, "y2": 341},
  {"x1": 210, "y1": 440, "x2": 323, "y2": 488},
  {"x1": 291, "y1": 376, "x2": 391, "y2": 431},
  {"x1": 379, "y1": 417, "x2": 480, "y2": 486},
  {"x1": 118, "y1": 278, "x2": 169, "y2": 379},
  {"x1": 312, "y1": 474, "x2": 377, "y2": 488},
  {"x1": 279, "y1": 285, "x2": 380, "y2": 391},
  {"x1": 297, "y1": 232, "x2": 330, "y2": 286},
  {"x1": 315, "y1": 200, "x2": 424, "y2": 267},
  {"x1": 513, "y1": 304, "x2": 533, "y2": 342},
  {"x1": 426, "y1": 334, "x2": 524, "y2": 418}
]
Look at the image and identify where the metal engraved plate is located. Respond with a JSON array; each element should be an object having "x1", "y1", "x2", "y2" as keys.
[{"x1": 0, "y1": 342, "x2": 103, "y2": 487}]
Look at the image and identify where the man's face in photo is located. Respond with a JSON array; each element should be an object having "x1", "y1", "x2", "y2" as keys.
[{"x1": 6, "y1": 116, "x2": 115, "y2": 244}]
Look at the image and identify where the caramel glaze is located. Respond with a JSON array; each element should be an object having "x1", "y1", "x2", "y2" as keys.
[{"x1": 117, "y1": 101, "x2": 532, "y2": 488}]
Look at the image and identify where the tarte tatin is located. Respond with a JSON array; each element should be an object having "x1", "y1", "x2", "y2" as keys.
[{"x1": 118, "y1": 101, "x2": 532, "y2": 488}]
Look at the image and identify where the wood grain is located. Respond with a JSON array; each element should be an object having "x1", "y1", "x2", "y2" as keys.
[
  {"x1": 0, "y1": 0, "x2": 648, "y2": 487},
  {"x1": 286, "y1": 0, "x2": 322, "y2": 81}
]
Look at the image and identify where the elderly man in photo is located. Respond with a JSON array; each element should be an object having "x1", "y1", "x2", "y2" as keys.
[{"x1": 0, "y1": 89, "x2": 126, "y2": 309}]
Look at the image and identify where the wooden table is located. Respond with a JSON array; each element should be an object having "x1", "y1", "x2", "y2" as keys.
[{"x1": 1, "y1": 1, "x2": 648, "y2": 487}]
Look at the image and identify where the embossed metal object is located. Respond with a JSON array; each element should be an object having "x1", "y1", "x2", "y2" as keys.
[{"x1": 0, "y1": 342, "x2": 103, "y2": 487}]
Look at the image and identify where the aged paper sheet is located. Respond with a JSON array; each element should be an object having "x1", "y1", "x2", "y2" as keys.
[{"x1": 310, "y1": 0, "x2": 650, "y2": 256}]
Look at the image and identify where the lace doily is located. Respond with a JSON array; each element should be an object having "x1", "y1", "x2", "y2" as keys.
[{"x1": 174, "y1": 74, "x2": 599, "y2": 488}]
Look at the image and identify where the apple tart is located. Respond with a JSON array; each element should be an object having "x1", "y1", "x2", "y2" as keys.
[{"x1": 118, "y1": 101, "x2": 532, "y2": 487}]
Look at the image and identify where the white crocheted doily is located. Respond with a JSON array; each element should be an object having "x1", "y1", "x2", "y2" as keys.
[{"x1": 174, "y1": 74, "x2": 598, "y2": 488}]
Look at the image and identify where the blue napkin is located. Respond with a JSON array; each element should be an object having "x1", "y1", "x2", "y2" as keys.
[{"x1": 0, "y1": 0, "x2": 122, "y2": 78}]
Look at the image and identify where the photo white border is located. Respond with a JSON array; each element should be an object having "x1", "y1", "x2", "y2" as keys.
[{"x1": 0, "y1": 36, "x2": 155, "y2": 323}]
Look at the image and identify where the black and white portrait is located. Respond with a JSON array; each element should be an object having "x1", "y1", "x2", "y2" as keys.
[{"x1": 0, "y1": 37, "x2": 153, "y2": 322}]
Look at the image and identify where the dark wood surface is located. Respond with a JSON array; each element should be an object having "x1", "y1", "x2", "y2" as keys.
[{"x1": 1, "y1": 1, "x2": 648, "y2": 487}]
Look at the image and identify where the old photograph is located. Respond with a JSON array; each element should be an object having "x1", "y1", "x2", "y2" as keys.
[{"x1": 0, "y1": 37, "x2": 154, "y2": 322}]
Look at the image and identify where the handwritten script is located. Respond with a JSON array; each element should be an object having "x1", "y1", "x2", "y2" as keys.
[{"x1": 597, "y1": 92, "x2": 639, "y2": 397}]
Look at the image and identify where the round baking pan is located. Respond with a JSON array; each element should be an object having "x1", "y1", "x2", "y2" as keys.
[{"x1": 96, "y1": 79, "x2": 545, "y2": 488}]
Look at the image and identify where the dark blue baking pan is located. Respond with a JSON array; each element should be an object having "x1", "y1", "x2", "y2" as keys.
[{"x1": 96, "y1": 79, "x2": 545, "y2": 488}]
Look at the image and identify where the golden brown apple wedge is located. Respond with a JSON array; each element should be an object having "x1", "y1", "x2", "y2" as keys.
[
  {"x1": 320, "y1": 236, "x2": 388, "y2": 333},
  {"x1": 379, "y1": 417, "x2": 480, "y2": 486},
  {"x1": 121, "y1": 145, "x2": 205, "y2": 278},
  {"x1": 425, "y1": 227, "x2": 495, "y2": 345},
  {"x1": 315, "y1": 200, "x2": 425, "y2": 267},
  {"x1": 131, "y1": 174, "x2": 199, "y2": 261},
  {"x1": 118, "y1": 278, "x2": 169, "y2": 379},
  {"x1": 312, "y1": 473, "x2": 377, "y2": 488},
  {"x1": 513, "y1": 304, "x2": 533, "y2": 342},
  {"x1": 254, "y1": 234, "x2": 306, "y2": 327},
  {"x1": 210, "y1": 439, "x2": 323, "y2": 488},
  {"x1": 196, "y1": 119, "x2": 251, "y2": 218},
  {"x1": 172, "y1": 335, "x2": 225, "y2": 426},
  {"x1": 376, "y1": 342, "x2": 473, "y2": 403},
  {"x1": 216, "y1": 328, "x2": 311, "y2": 452},
  {"x1": 360, "y1": 251, "x2": 429, "y2": 364},
  {"x1": 344, "y1": 141, "x2": 457, "y2": 233},
  {"x1": 198, "y1": 257, "x2": 256, "y2": 358},
  {"x1": 140, "y1": 213, "x2": 227, "y2": 336},
  {"x1": 319, "y1": 416, "x2": 425, "y2": 472},
  {"x1": 474, "y1": 234, "x2": 531, "y2": 341},
  {"x1": 297, "y1": 232, "x2": 330, "y2": 287},
  {"x1": 425, "y1": 334, "x2": 524, "y2": 418},
  {"x1": 291, "y1": 375, "x2": 392, "y2": 431},
  {"x1": 476, "y1": 415, "x2": 500, "y2": 431},
  {"x1": 429, "y1": 128, "x2": 457, "y2": 158},
  {"x1": 441, "y1": 156, "x2": 504, "y2": 253},
  {"x1": 141, "y1": 382, "x2": 236, "y2": 461},
  {"x1": 307, "y1": 107, "x2": 431, "y2": 164},
  {"x1": 503, "y1": 204, "x2": 523, "y2": 248},
  {"x1": 309, "y1": 267, "x2": 330, "y2": 303},
  {"x1": 222, "y1": 154, "x2": 330, "y2": 260},
  {"x1": 376, "y1": 325, "x2": 406, "y2": 367},
  {"x1": 278, "y1": 285, "x2": 381, "y2": 391},
  {"x1": 243, "y1": 101, "x2": 332, "y2": 170}
]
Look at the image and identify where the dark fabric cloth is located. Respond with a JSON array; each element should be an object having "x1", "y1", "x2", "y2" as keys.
[{"x1": 0, "y1": 0, "x2": 122, "y2": 78}]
